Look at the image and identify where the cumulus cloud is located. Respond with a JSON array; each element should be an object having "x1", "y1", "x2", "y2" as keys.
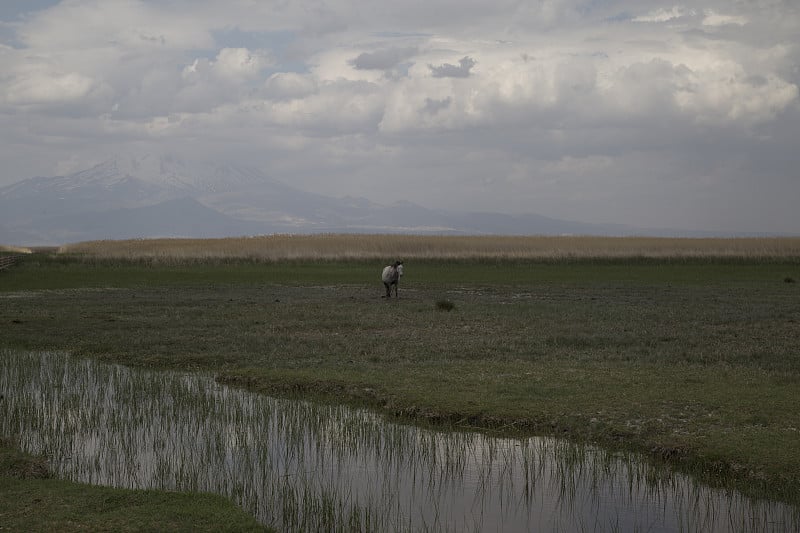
[
  {"x1": 0, "y1": 49, "x2": 113, "y2": 114},
  {"x1": 595, "y1": 56, "x2": 799, "y2": 125},
  {"x1": 679, "y1": 71, "x2": 798, "y2": 123},
  {"x1": 1, "y1": 0, "x2": 799, "y2": 233},
  {"x1": 264, "y1": 72, "x2": 318, "y2": 100},
  {"x1": 632, "y1": 6, "x2": 696, "y2": 23},
  {"x1": 15, "y1": 0, "x2": 214, "y2": 51},
  {"x1": 183, "y1": 48, "x2": 272, "y2": 83},
  {"x1": 702, "y1": 10, "x2": 748, "y2": 27},
  {"x1": 429, "y1": 56, "x2": 476, "y2": 78},
  {"x1": 264, "y1": 79, "x2": 384, "y2": 133},
  {"x1": 214, "y1": 47, "x2": 273, "y2": 80},
  {"x1": 422, "y1": 96, "x2": 451, "y2": 115},
  {"x1": 6, "y1": 71, "x2": 96, "y2": 105}
]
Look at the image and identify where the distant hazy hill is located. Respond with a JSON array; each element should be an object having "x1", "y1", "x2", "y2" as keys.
[{"x1": 0, "y1": 154, "x2": 724, "y2": 246}]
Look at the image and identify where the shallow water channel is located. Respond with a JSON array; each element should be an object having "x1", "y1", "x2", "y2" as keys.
[{"x1": 1, "y1": 351, "x2": 797, "y2": 532}]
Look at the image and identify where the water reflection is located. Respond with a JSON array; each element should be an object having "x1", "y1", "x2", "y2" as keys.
[{"x1": 1, "y1": 350, "x2": 796, "y2": 532}]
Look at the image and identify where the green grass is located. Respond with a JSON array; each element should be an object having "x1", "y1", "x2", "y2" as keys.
[
  {"x1": 2, "y1": 253, "x2": 800, "y2": 509},
  {"x1": 0, "y1": 439, "x2": 269, "y2": 532},
  {"x1": 5, "y1": 254, "x2": 799, "y2": 289}
]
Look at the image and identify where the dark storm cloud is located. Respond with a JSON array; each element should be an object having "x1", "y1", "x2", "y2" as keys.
[
  {"x1": 349, "y1": 47, "x2": 417, "y2": 70},
  {"x1": 429, "y1": 56, "x2": 476, "y2": 78}
]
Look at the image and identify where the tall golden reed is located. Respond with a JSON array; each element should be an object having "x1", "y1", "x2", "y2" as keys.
[{"x1": 58, "y1": 234, "x2": 800, "y2": 261}]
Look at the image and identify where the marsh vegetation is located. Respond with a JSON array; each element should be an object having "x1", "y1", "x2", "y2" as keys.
[
  {"x1": 1, "y1": 235, "x2": 799, "y2": 527},
  {"x1": 56, "y1": 234, "x2": 800, "y2": 262},
  {"x1": 3, "y1": 350, "x2": 797, "y2": 531}
]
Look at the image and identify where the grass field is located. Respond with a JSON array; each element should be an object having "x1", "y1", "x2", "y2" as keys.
[
  {"x1": 0, "y1": 438, "x2": 269, "y2": 531},
  {"x1": 2, "y1": 235, "x2": 800, "y2": 523}
]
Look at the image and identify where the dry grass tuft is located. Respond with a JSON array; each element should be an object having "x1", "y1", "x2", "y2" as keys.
[
  {"x1": 0, "y1": 245, "x2": 33, "y2": 254},
  {"x1": 57, "y1": 234, "x2": 800, "y2": 262},
  {"x1": 435, "y1": 299, "x2": 456, "y2": 311},
  {"x1": 0, "y1": 438, "x2": 50, "y2": 480}
]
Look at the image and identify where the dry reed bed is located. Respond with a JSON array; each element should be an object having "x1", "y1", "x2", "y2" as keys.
[
  {"x1": 57, "y1": 235, "x2": 800, "y2": 261},
  {"x1": 0, "y1": 245, "x2": 34, "y2": 254}
]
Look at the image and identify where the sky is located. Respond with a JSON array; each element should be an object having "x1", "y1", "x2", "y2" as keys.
[{"x1": 1, "y1": 0, "x2": 798, "y2": 234}]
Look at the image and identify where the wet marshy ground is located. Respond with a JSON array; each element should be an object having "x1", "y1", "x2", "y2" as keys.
[{"x1": 1, "y1": 350, "x2": 797, "y2": 532}]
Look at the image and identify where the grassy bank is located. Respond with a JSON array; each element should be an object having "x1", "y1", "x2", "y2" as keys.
[
  {"x1": 2, "y1": 243, "x2": 800, "y2": 511},
  {"x1": 0, "y1": 438, "x2": 269, "y2": 531}
]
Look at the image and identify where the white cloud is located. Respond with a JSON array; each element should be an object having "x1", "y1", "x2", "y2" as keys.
[
  {"x1": 264, "y1": 72, "x2": 319, "y2": 100},
  {"x1": 182, "y1": 48, "x2": 273, "y2": 83},
  {"x1": 6, "y1": 71, "x2": 96, "y2": 105},
  {"x1": 0, "y1": 0, "x2": 798, "y2": 233},
  {"x1": 702, "y1": 10, "x2": 748, "y2": 27},
  {"x1": 632, "y1": 6, "x2": 696, "y2": 23},
  {"x1": 265, "y1": 79, "x2": 384, "y2": 132},
  {"x1": 213, "y1": 47, "x2": 273, "y2": 81},
  {"x1": 674, "y1": 67, "x2": 798, "y2": 124},
  {"x1": 17, "y1": 0, "x2": 213, "y2": 51}
]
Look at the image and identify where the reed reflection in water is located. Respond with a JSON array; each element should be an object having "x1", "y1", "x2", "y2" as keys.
[{"x1": 1, "y1": 351, "x2": 796, "y2": 532}]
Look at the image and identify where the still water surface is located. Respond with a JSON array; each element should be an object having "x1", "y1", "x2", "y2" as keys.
[{"x1": 1, "y1": 351, "x2": 796, "y2": 532}]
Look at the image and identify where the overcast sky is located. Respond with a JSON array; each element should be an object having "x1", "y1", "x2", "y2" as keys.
[{"x1": 1, "y1": 1, "x2": 798, "y2": 233}]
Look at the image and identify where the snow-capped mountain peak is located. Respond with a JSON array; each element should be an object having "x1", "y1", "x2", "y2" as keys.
[
  {"x1": 0, "y1": 153, "x2": 685, "y2": 246},
  {"x1": 68, "y1": 154, "x2": 267, "y2": 193}
]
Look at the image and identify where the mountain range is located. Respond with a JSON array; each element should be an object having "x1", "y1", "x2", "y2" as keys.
[{"x1": 0, "y1": 154, "x2": 736, "y2": 246}]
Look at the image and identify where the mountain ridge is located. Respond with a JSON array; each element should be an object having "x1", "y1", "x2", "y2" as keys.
[{"x1": 0, "y1": 154, "x2": 774, "y2": 246}]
